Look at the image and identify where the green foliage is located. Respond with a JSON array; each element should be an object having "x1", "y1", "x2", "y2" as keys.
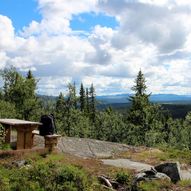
[
  {"x1": 1, "y1": 67, "x2": 191, "y2": 151},
  {"x1": 89, "y1": 83, "x2": 96, "y2": 123},
  {"x1": 0, "y1": 100, "x2": 16, "y2": 118},
  {"x1": 0, "y1": 124, "x2": 5, "y2": 150},
  {"x1": 85, "y1": 88, "x2": 89, "y2": 114},
  {"x1": 93, "y1": 108, "x2": 126, "y2": 142},
  {"x1": 115, "y1": 171, "x2": 129, "y2": 184},
  {"x1": 126, "y1": 71, "x2": 166, "y2": 146},
  {"x1": 57, "y1": 108, "x2": 91, "y2": 137},
  {"x1": 0, "y1": 159, "x2": 93, "y2": 191},
  {"x1": 132, "y1": 70, "x2": 147, "y2": 96},
  {"x1": 79, "y1": 83, "x2": 86, "y2": 112},
  {"x1": 184, "y1": 112, "x2": 191, "y2": 149},
  {"x1": 0, "y1": 67, "x2": 41, "y2": 120},
  {"x1": 138, "y1": 179, "x2": 172, "y2": 191}
]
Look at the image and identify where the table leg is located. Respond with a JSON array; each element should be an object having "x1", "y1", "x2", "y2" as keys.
[
  {"x1": 17, "y1": 130, "x2": 25, "y2": 149},
  {"x1": 24, "y1": 131, "x2": 33, "y2": 149},
  {"x1": 5, "y1": 125, "x2": 11, "y2": 144}
]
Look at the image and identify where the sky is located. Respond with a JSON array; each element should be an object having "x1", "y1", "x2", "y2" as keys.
[{"x1": 0, "y1": 0, "x2": 191, "y2": 96}]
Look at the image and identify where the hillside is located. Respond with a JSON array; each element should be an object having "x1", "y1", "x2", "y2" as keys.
[
  {"x1": 39, "y1": 94, "x2": 191, "y2": 119},
  {"x1": 1, "y1": 136, "x2": 191, "y2": 191}
]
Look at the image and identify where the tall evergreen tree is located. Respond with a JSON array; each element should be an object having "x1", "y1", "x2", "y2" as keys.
[
  {"x1": 89, "y1": 83, "x2": 96, "y2": 123},
  {"x1": 79, "y1": 83, "x2": 85, "y2": 112},
  {"x1": 73, "y1": 82, "x2": 77, "y2": 109},
  {"x1": 85, "y1": 88, "x2": 89, "y2": 114},
  {"x1": 56, "y1": 92, "x2": 65, "y2": 112},
  {"x1": 67, "y1": 83, "x2": 77, "y2": 109},
  {"x1": 26, "y1": 70, "x2": 33, "y2": 79},
  {"x1": 127, "y1": 70, "x2": 164, "y2": 145},
  {"x1": 128, "y1": 70, "x2": 150, "y2": 124},
  {"x1": 132, "y1": 70, "x2": 147, "y2": 96}
]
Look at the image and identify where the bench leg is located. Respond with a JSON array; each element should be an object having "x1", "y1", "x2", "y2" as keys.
[{"x1": 45, "y1": 137, "x2": 59, "y2": 152}]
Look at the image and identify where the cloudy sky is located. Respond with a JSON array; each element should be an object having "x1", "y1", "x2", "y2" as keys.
[{"x1": 0, "y1": 0, "x2": 191, "y2": 95}]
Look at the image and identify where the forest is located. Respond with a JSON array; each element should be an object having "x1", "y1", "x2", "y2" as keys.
[{"x1": 0, "y1": 67, "x2": 191, "y2": 150}]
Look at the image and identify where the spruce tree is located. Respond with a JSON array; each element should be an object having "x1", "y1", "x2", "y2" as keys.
[
  {"x1": 26, "y1": 70, "x2": 33, "y2": 79},
  {"x1": 73, "y1": 82, "x2": 77, "y2": 109},
  {"x1": 85, "y1": 88, "x2": 89, "y2": 114},
  {"x1": 67, "y1": 83, "x2": 77, "y2": 109},
  {"x1": 127, "y1": 70, "x2": 164, "y2": 145},
  {"x1": 132, "y1": 70, "x2": 147, "y2": 96},
  {"x1": 89, "y1": 83, "x2": 96, "y2": 123},
  {"x1": 79, "y1": 83, "x2": 85, "y2": 111},
  {"x1": 56, "y1": 92, "x2": 65, "y2": 112},
  {"x1": 129, "y1": 70, "x2": 150, "y2": 119}
]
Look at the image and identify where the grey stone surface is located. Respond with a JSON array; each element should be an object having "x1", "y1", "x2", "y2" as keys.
[
  {"x1": 12, "y1": 160, "x2": 27, "y2": 168},
  {"x1": 33, "y1": 136, "x2": 191, "y2": 181},
  {"x1": 58, "y1": 137, "x2": 132, "y2": 158},
  {"x1": 33, "y1": 136, "x2": 132, "y2": 158},
  {"x1": 102, "y1": 159, "x2": 153, "y2": 171},
  {"x1": 134, "y1": 171, "x2": 171, "y2": 182},
  {"x1": 181, "y1": 169, "x2": 191, "y2": 180}
]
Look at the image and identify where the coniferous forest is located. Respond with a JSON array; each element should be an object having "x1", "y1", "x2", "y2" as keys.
[{"x1": 0, "y1": 67, "x2": 191, "y2": 150}]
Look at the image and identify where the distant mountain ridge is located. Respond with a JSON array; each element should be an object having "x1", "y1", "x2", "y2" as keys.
[
  {"x1": 38, "y1": 94, "x2": 191, "y2": 104},
  {"x1": 97, "y1": 94, "x2": 191, "y2": 104}
]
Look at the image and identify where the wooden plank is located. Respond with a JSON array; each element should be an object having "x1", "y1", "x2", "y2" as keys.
[{"x1": 0, "y1": 119, "x2": 42, "y2": 126}]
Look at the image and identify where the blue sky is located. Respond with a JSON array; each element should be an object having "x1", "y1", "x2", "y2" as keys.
[
  {"x1": 0, "y1": 0, "x2": 191, "y2": 95},
  {"x1": 70, "y1": 13, "x2": 118, "y2": 32},
  {"x1": 0, "y1": 0, "x2": 41, "y2": 31}
]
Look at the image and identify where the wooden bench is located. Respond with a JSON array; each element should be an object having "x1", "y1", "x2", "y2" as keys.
[{"x1": 32, "y1": 130, "x2": 61, "y2": 152}]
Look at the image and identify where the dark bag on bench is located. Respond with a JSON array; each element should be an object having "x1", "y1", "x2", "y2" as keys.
[{"x1": 39, "y1": 114, "x2": 56, "y2": 136}]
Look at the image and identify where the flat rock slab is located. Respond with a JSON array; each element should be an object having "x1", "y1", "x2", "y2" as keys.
[
  {"x1": 102, "y1": 159, "x2": 153, "y2": 171},
  {"x1": 33, "y1": 136, "x2": 132, "y2": 158},
  {"x1": 58, "y1": 137, "x2": 132, "y2": 158}
]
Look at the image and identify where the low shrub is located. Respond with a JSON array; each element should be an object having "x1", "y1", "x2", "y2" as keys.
[
  {"x1": 115, "y1": 171, "x2": 130, "y2": 184},
  {"x1": 0, "y1": 160, "x2": 93, "y2": 191}
]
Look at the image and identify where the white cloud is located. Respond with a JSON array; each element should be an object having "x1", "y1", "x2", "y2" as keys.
[
  {"x1": 0, "y1": 15, "x2": 15, "y2": 50},
  {"x1": 0, "y1": 0, "x2": 191, "y2": 95}
]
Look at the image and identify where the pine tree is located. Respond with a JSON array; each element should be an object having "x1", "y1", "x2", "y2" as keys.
[
  {"x1": 79, "y1": 83, "x2": 85, "y2": 112},
  {"x1": 56, "y1": 92, "x2": 65, "y2": 112},
  {"x1": 132, "y1": 70, "x2": 147, "y2": 96},
  {"x1": 85, "y1": 88, "x2": 89, "y2": 114},
  {"x1": 129, "y1": 70, "x2": 150, "y2": 118},
  {"x1": 89, "y1": 83, "x2": 96, "y2": 123},
  {"x1": 73, "y1": 82, "x2": 77, "y2": 109},
  {"x1": 26, "y1": 70, "x2": 33, "y2": 79},
  {"x1": 127, "y1": 70, "x2": 164, "y2": 145},
  {"x1": 67, "y1": 83, "x2": 77, "y2": 109}
]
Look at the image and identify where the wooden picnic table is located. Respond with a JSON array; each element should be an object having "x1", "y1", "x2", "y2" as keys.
[{"x1": 0, "y1": 119, "x2": 42, "y2": 150}]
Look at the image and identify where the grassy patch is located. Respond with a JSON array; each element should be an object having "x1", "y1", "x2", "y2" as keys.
[
  {"x1": 1, "y1": 151, "x2": 191, "y2": 190},
  {"x1": 138, "y1": 179, "x2": 172, "y2": 191},
  {"x1": 117, "y1": 147, "x2": 191, "y2": 166}
]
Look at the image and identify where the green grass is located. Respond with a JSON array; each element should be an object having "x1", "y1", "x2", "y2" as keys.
[
  {"x1": 138, "y1": 180, "x2": 172, "y2": 191},
  {"x1": 1, "y1": 151, "x2": 191, "y2": 191},
  {"x1": 118, "y1": 146, "x2": 191, "y2": 166}
]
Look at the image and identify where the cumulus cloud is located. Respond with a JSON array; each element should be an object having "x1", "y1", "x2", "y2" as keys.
[
  {"x1": 0, "y1": 0, "x2": 191, "y2": 95},
  {"x1": 98, "y1": 0, "x2": 188, "y2": 53}
]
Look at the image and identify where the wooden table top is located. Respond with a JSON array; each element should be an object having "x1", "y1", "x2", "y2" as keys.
[{"x1": 0, "y1": 119, "x2": 42, "y2": 126}]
